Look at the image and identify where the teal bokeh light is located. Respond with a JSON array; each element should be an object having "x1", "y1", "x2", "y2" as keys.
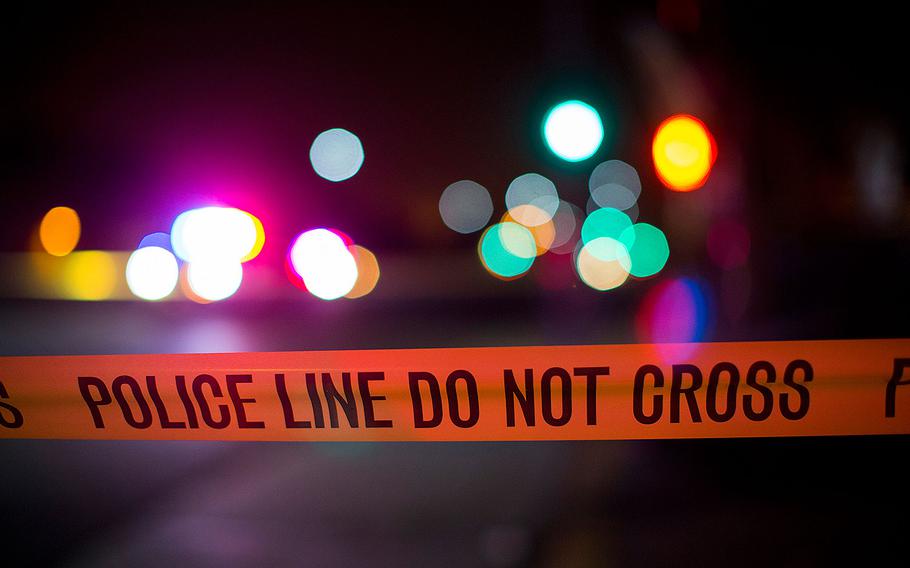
[
  {"x1": 620, "y1": 223, "x2": 670, "y2": 277},
  {"x1": 581, "y1": 207, "x2": 633, "y2": 247},
  {"x1": 542, "y1": 100, "x2": 604, "y2": 162},
  {"x1": 479, "y1": 222, "x2": 535, "y2": 279}
]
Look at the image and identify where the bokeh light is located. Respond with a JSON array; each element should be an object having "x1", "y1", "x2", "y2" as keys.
[
  {"x1": 636, "y1": 277, "x2": 709, "y2": 344},
  {"x1": 652, "y1": 114, "x2": 716, "y2": 191},
  {"x1": 21, "y1": 251, "x2": 128, "y2": 300},
  {"x1": 439, "y1": 180, "x2": 494, "y2": 234},
  {"x1": 138, "y1": 232, "x2": 172, "y2": 251},
  {"x1": 549, "y1": 200, "x2": 583, "y2": 255},
  {"x1": 39, "y1": 206, "x2": 81, "y2": 257},
  {"x1": 588, "y1": 160, "x2": 641, "y2": 210},
  {"x1": 575, "y1": 237, "x2": 631, "y2": 291},
  {"x1": 497, "y1": 220, "x2": 539, "y2": 259},
  {"x1": 186, "y1": 260, "x2": 243, "y2": 302},
  {"x1": 171, "y1": 207, "x2": 258, "y2": 263},
  {"x1": 581, "y1": 207, "x2": 634, "y2": 246},
  {"x1": 501, "y1": 206, "x2": 555, "y2": 256},
  {"x1": 126, "y1": 246, "x2": 179, "y2": 301},
  {"x1": 619, "y1": 223, "x2": 670, "y2": 278},
  {"x1": 241, "y1": 211, "x2": 266, "y2": 262},
  {"x1": 479, "y1": 222, "x2": 535, "y2": 279},
  {"x1": 289, "y1": 228, "x2": 359, "y2": 300},
  {"x1": 345, "y1": 245, "x2": 380, "y2": 299},
  {"x1": 60, "y1": 251, "x2": 117, "y2": 301},
  {"x1": 505, "y1": 173, "x2": 559, "y2": 225},
  {"x1": 542, "y1": 100, "x2": 604, "y2": 162},
  {"x1": 179, "y1": 263, "x2": 212, "y2": 304},
  {"x1": 309, "y1": 128, "x2": 365, "y2": 182},
  {"x1": 284, "y1": 253, "x2": 308, "y2": 293},
  {"x1": 590, "y1": 183, "x2": 637, "y2": 211}
]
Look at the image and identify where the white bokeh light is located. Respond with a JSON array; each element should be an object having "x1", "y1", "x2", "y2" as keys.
[
  {"x1": 589, "y1": 160, "x2": 641, "y2": 210},
  {"x1": 171, "y1": 207, "x2": 257, "y2": 263},
  {"x1": 505, "y1": 173, "x2": 559, "y2": 226},
  {"x1": 289, "y1": 229, "x2": 359, "y2": 300},
  {"x1": 590, "y1": 183, "x2": 637, "y2": 210},
  {"x1": 187, "y1": 260, "x2": 243, "y2": 301},
  {"x1": 309, "y1": 128, "x2": 365, "y2": 182},
  {"x1": 439, "y1": 180, "x2": 494, "y2": 234},
  {"x1": 125, "y1": 246, "x2": 179, "y2": 301},
  {"x1": 543, "y1": 100, "x2": 604, "y2": 162},
  {"x1": 549, "y1": 200, "x2": 582, "y2": 254}
]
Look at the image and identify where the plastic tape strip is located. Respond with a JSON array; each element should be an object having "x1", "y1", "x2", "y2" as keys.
[{"x1": 2, "y1": 339, "x2": 909, "y2": 441}]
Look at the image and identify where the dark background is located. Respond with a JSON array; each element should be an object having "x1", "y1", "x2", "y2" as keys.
[{"x1": 2, "y1": 1, "x2": 908, "y2": 566}]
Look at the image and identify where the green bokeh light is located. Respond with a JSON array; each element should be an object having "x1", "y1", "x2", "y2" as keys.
[
  {"x1": 619, "y1": 223, "x2": 669, "y2": 277},
  {"x1": 581, "y1": 207, "x2": 634, "y2": 248},
  {"x1": 479, "y1": 222, "x2": 535, "y2": 279}
]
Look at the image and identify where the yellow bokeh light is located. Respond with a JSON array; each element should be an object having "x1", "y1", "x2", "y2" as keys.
[
  {"x1": 501, "y1": 206, "x2": 556, "y2": 256},
  {"x1": 240, "y1": 211, "x2": 266, "y2": 262},
  {"x1": 60, "y1": 251, "x2": 118, "y2": 300},
  {"x1": 39, "y1": 206, "x2": 81, "y2": 256},
  {"x1": 345, "y1": 245, "x2": 380, "y2": 299},
  {"x1": 652, "y1": 114, "x2": 716, "y2": 191}
]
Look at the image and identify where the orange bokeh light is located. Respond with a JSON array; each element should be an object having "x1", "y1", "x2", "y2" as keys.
[
  {"x1": 501, "y1": 206, "x2": 556, "y2": 256},
  {"x1": 652, "y1": 114, "x2": 716, "y2": 191},
  {"x1": 39, "y1": 206, "x2": 81, "y2": 256},
  {"x1": 178, "y1": 263, "x2": 212, "y2": 304},
  {"x1": 345, "y1": 245, "x2": 380, "y2": 299}
]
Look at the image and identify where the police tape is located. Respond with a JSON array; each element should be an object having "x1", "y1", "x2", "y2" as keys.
[{"x1": 1, "y1": 339, "x2": 909, "y2": 441}]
